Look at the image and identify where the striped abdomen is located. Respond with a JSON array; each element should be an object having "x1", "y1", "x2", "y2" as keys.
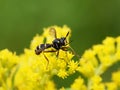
[{"x1": 35, "y1": 44, "x2": 52, "y2": 55}]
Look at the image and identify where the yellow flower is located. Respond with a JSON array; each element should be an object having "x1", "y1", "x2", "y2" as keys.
[
  {"x1": 76, "y1": 36, "x2": 120, "y2": 90},
  {"x1": 0, "y1": 49, "x2": 18, "y2": 90},
  {"x1": 79, "y1": 36, "x2": 120, "y2": 77},
  {"x1": 92, "y1": 37, "x2": 119, "y2": 73},
  {"x1": 112, "y1": 70, "x2": 120, "y2": 86},
  {"x1": 91, "y1": 83, "x2": 105, "y2": 90},
  {"x1": 81, "y1": 49, "x2": 98, "y2": 67},
  {"x1": 115, "y1": 36, "x2": 120, "y2": 60},
  {"x1": 71, "y1": 77, "x2": 87, "y2": 90},
  {"x1": 77, "y1": 58, "x2": 95, "y2": 77},
  {"x1": 57, "y1": 69, "x2": 68, "y2": 79},
  {"x1": 57, "y1": 59, "x2": 67, "y2": 69},
  {"x1": 0, "y1": 49, "x2": 18, "y2": 68},
  {"x1": 102, "y1": 37, "x2": 116, "y2": 54},
  {"x1": 105, "y1": 82, "x2": 118, "y2": 90},
  {"x1": 68, "y1": 60, "x2": 78, "y2": 74},
  {"x1": 44, "y1": 80, "x2": 56, "y2": 90},
  {"x1": 88, "y1": 75, "x2": 105, "y2": 90},
  {"x1": 91, "y1": 75, "x2": 102, "y2": 84}
]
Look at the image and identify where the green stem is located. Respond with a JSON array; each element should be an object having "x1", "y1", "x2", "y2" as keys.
[{"x1": 11, "y1": 65, "x2": 19, "y2": 90}]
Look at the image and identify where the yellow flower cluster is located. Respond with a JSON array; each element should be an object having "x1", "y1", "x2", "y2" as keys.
[
  {"x1": 0, "y1": 25, "x2": 78, "y2": 90},
  {"x1": 0, "y1": 25, "x2": 120, "y2": 90},
  {"x1": 71, "y1": 36, "x2": 120, "y2": 90},
  {"x1": 0, "y1": 49, "x2": 19, "y2": 90}
]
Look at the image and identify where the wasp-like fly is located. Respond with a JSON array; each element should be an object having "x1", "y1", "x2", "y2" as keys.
[{"x1": 35, "y1": 28, "x2": 78, "y2": 66}]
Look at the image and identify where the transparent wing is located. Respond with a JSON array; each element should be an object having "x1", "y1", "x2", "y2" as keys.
[{"x1": 49, "y1": 27, "x2": 57, "y2": 39}]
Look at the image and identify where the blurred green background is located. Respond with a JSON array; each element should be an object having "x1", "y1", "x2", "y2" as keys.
[
  {"x1": 0, "y1": 0, "x2": 120, "y2": 88},
  {"x1": 0, "y1": 0, "x2": 120, "y2": 54}
]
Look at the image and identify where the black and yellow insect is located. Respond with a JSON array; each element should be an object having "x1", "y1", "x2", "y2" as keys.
[{"x1": 35, "y1": 28, "x2": 78, "y2": 66}]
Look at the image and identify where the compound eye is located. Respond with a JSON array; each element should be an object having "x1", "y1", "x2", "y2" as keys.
[
  {"x1": 35, "y1": 46, "x2": 42, "y2": 55},
  {"x1": 36, "y1": 45, "x2": 41, "y2": 50}
]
